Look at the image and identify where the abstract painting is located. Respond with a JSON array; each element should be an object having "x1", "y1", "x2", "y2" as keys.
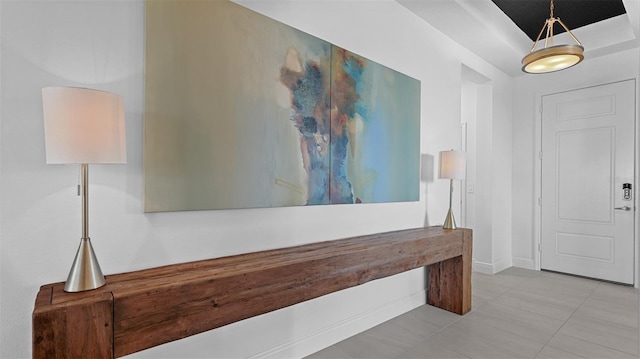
[{"x1": 144, "y1": 0, "x2": 420, "y2": 212}]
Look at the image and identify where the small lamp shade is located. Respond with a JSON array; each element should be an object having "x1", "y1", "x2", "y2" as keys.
[
  {"x1": 439, "y1": 150, "x2": 466, "y2": 180},
  {"x1": 42, "y1": 87, "x2": 126, "y2": 164}
]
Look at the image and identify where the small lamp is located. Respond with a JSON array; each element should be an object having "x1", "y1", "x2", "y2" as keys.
[
  {"x1": 42, "y1": 87, "x2": 126, "y2": 292},
  {"x1": 439, "y1": 150, "x2": 466, "y2": 230}
]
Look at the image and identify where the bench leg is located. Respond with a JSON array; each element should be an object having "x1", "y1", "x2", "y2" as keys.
[{"x1": 426, "y1": 233, "x2": 472, "y2": 315}]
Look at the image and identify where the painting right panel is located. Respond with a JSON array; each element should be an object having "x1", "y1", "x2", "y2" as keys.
[{"x1": 330, "y1": 46, "x2": 421, "y2": 204}]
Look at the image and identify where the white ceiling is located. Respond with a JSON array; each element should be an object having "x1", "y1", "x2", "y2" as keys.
[{"x1": 397, "y1": 0, "x2": 640, "y2": 77}]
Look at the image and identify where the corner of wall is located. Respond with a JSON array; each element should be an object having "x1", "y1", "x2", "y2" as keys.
[{"x1": 511, "y1": 257, "x2": 535, "y2": 270}]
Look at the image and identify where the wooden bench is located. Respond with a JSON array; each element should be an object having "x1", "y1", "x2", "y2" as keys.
[{"x1": 32, "y1": 226, "x2": 472, "y2": 358}]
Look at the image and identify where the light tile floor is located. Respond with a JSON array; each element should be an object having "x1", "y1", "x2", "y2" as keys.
[{"x1": 305, "y1": 267, "x2": 640, "y2": 359}]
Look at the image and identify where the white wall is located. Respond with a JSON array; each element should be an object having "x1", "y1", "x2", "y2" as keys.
[
  {"x1": 460, "y1": 67, "x2": 513, "y2": 275},
  {"x1": 0, "y1": 1, "x2": 513, "y2": 358},
  {"x1": 511, "y1": 48, "x2": 640, "y2": 271}
]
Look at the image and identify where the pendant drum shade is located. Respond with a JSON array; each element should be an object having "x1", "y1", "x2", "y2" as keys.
[
  {"x1": 42, "y1": 87, "x2": 126, "y2": 164},
  {"x1": 521, "y1": 0, "x2": 584, "y2": 74},
  {"x1": 522, "y1": 44, "x2": 584, "y2": 74},
  {"x1": 439, "y1": 150, "x2": 466, "y2": 180}
]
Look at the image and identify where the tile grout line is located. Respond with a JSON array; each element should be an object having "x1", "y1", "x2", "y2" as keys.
[
  {"x1": 481, "y1": 275, "x2": 556, "y2": 359},
  {"x1": 530, "y1": 280, "x2": 601, "y2": 358},
  {"x1": 412, "y1": 274, "x2": 526, "y2": 359},
  {"x1": 412, "y1": 307, "x2": 472, "y2": 359},
  {"x1": 401, "y1": 280, "x2": 496, "y2": 359},
  {"x1": 471, "y1": 273, "x2": 594, "y2": 358}
]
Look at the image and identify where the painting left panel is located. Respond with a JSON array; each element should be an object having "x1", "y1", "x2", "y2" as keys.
[{"x1": 144, "y1": 0, "x2": 331, "y2": 211}]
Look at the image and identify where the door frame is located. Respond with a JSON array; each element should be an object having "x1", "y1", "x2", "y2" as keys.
[{"x1": 533, "y1": 78, "x2": 639, "y2": 288}]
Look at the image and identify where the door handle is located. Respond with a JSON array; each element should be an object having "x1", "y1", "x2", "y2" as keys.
[{"x1": 615, "y1": 206, "x2": 632, "y2": 211}]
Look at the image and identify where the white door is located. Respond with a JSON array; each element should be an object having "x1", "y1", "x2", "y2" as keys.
[{"x1": 541, "y1": 80, "x2": 636, "y2": 284}]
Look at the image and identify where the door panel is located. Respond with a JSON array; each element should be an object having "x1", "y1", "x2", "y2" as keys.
[
  {"x1": 555, "y1": 232, "x2": 613, "y2": 262},
  {"x1": 541, "y1": 80, "x2": 635, "y2": 284},
  {"x1": 556, "y1": 128, "x2": 613, "y2": 223}
]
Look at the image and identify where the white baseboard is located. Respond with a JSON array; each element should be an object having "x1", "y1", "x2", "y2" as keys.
[
  {"x1": 473, "y1": 260, "x2": 494, "y2": 274},
  {"x1": 512, "y1": 257, "x2": 535, "y2": 270},
  {"x1": 473, "y1": 259, "x2": 512, "y2": 274},
  {"x1": 249, "y1": 291, "x2": 426, "y2": 359},
  {"x1": 493, "y1": 259, "x2": 511, "y2": 274}
]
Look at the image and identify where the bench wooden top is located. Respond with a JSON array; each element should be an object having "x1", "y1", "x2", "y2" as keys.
[{"x1": 33, "y1": 226, "x2": 472, "y2": 358}]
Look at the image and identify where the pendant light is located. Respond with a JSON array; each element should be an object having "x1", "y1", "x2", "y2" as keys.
[{"x1": 522, "y1": 0, "x2": 584, "y2": 74}]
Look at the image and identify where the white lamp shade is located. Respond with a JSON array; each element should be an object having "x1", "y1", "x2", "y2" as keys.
[
  {"x1": 42, "y1": 87, "x2": 126, "y2": 164},
  {"x1": 438, "y1": 150, "x2": 466, "y2": 180}
]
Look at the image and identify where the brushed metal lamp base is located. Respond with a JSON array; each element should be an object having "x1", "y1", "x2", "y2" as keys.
[
  {"x1": 443, "y1": 208, "x2": 457, "y2": 230},
  {"x1": 63, "y1": 164, "x2": 106, "y2": 292},
  {"x1": 64, "y1": 237, "x2": 106, "y2": 292},
  {"x1": 443, "y1": 178, "x2": 457, "y2": 230}
]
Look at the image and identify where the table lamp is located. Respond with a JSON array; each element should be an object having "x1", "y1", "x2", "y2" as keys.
[
  {"x1": 42, "y1": 87, "x2": 126, "y2": 292},
  {"x1": 439, "y1": 150, "x2": 466, "y2": 230}
]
